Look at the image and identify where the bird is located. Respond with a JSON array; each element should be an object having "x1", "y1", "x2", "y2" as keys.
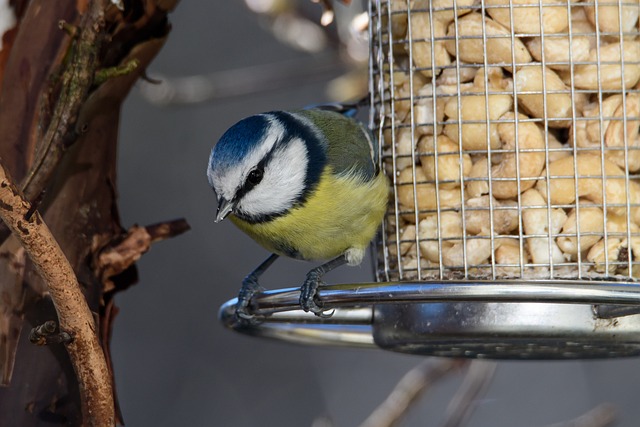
[{"x1": 207, "y1": 105, "x2": 389, "y2": 321}]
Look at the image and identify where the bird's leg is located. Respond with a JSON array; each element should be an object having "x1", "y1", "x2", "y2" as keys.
[
  {"x1": 300, "y1": 254, "x2": 348, "y2": 317},
  {"x1": 236, "y1": 253, "x2": 279, "y2": 322}
]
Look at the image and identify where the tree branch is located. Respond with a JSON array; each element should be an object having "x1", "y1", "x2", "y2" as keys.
[
  {"x1": 0, "y1": 0, "x2": 109, "y2": 247},
  {"x1": 543, "y1": 403, "x2": 618, "y2": 427},
  {"x1": 22, "y1": 0, "x2": 108, "y2": 200},
  {"x1": 0, "y1": 163, "x2": 114, "y2": 426},
  {"x1": 139, "y1": 54, "x2": 344, "y2": 106},
  {"x1": 440, "y1": 361, "x2": 497, "y2": 427},
  {"x1": 95, "y1": 219, "x2": 190, "y2": 292},
  {"x1": 359, "y1": 359, "x2": 465, "y2": 427}
]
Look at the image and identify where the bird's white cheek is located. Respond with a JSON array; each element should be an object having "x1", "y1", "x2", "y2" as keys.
[{"x1": 240, "y1": 138, "x2": 309, "y2": 217}]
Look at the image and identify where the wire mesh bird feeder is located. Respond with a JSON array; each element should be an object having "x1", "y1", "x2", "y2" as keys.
[{"x1": 220, "y1": 0, "x2": 640, "y2": 359}]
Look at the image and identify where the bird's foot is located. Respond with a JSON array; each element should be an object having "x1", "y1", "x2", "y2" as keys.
[
  {"x1": 235, "y1": 275, "x2": 265, "y2": 324},
  {"x1": 299, "y1": 272, "x2": 335, "y2": 318}
]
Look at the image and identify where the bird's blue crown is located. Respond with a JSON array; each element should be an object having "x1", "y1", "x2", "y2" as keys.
[{"x1": 210, "y1": 114, "x2": 270, "y2": 170}]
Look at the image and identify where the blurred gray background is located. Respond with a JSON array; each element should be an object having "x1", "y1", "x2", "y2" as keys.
[{"x1": 112, "y1": 2, "x2": 640, "y2": 426}]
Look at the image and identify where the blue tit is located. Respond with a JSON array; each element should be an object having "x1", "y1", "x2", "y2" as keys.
[{"x1": 207, "y1": 106, "x2": 389, "y2": 320}]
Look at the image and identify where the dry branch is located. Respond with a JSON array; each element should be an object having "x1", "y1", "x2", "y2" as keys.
[
  {"x1": 139, "y1": 54, "x2": 344, "y2": 105},
  {"x1": 0, "y1": 0, "x2": 109, "y2": 247},
  {"x1": 96, "y1": 219, "x2": 190, "y2": 291},
  {"x1": 441, "y1": 361, "x2": 497, "y2": 427},
  {"x1": 543, "y1": 403, "x2": 618, "y2": 427},
  {"x1": 0, "y1": 163, "x2": 114, "y2": 426},
  {"x1": 21, "y1": 0, "x2": 108, "y2": 200},
  {"x1": 359, "y1": 359, "x2": 465, "y2": 427}
]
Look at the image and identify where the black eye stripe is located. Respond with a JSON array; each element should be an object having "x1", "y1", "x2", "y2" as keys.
[{"x1": 233, "y1": 157, "x2": 270, "y2": 204}]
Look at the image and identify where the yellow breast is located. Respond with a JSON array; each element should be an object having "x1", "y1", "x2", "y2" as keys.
[{"x1": 230, "y1": 170, "x2": 389, "y2": 262}]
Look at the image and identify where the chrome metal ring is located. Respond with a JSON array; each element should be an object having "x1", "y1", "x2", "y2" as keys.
[{"x1": 219, "y1": 280, "x2": 640, "y2": 359}]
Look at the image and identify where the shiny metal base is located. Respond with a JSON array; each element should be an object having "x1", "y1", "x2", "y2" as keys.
[
  {"x1": 373, "y1": 302, "x2": 640, "y2": 359},
  {"x1": 218, "y1": 280, "x2": 640, "y2": 360}
]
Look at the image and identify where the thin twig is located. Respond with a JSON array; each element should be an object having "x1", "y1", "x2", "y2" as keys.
[
  {"x1": 145, "y1": 218, "x2": 191, "y2": 242},
  {"x1": 95, "y1": 219, "x2": 190, "y2": 291},
  {"x1": 359, "y1": 359, "x2": 465, "y2": 427},
  {"x1": 0, "y1": 163, "x2": 115, "y2": 426},
  {"x1": 440, "y1": 361, "x2": 498, "y2": 427},
  {"x1": 29, "y1": 320, "x2": 72, "y2": 346},
  {"x1": 543, "y1": 403, "x2": 618, "y2": 427},
  {"x1": 139, "y1": 54, "x2": 344, "y2": 106}
]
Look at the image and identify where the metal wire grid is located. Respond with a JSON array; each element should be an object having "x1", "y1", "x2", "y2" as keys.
[{"x1": 369, "y1": 0, "x2": 640, "y2": 283}]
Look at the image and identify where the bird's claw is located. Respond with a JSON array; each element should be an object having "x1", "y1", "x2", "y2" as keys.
[
  {"x1": 301, "y1": 297, "x2": 334, "y2": 318},
  {"x1": 300, "y1": 295, "x2": 333, "y2": 317},
  {"x1": 234, "y1": 302, "x2": 265, "y2": 325},
  {"x1": 316, "y1": 307, "x2": 336, "y2": 319},
  {"x1": 299, "y1": 277, "x2": 335, "y2": 318},
  {"x1": 235, "y1": 275, "x2": 265, "y2": 324}
]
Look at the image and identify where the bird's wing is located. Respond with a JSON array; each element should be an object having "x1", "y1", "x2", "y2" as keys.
[
  {"x1": 322, "y1": 111, "x2": 377, "y2": 180},
  {"x1": 294, "y1": 107, "x2": 378, "y2": 180}
]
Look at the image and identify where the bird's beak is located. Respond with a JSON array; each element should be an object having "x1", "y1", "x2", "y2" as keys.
[{"x1": 215, "y1": 197, "x2": 234, "y2": 223}]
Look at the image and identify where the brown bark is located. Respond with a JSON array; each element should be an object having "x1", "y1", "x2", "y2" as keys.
[
  {"x1": 0, "y1": 163, "x2": 115, "y2": 426},
  {"x1": 0, "y1": 0, "x2": 183, "y2": 425}
]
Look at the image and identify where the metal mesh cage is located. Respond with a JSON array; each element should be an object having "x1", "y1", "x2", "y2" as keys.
[{"x1": 369, "y1": 0, "x2": 640, "y2": 283}]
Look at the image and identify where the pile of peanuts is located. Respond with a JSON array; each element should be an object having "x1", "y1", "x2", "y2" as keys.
[{"x1": 379, "y1": 0, "x2": 640, "y2": 280}]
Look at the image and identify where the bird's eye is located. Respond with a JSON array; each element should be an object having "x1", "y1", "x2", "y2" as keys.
[{"x1": 247, "y1": 168, "x2": 264, "y2": 186}]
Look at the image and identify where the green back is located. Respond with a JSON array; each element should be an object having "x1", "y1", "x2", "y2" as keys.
[{"x1": 295, "y1": 109, "x2": 378, "y2": 180}]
